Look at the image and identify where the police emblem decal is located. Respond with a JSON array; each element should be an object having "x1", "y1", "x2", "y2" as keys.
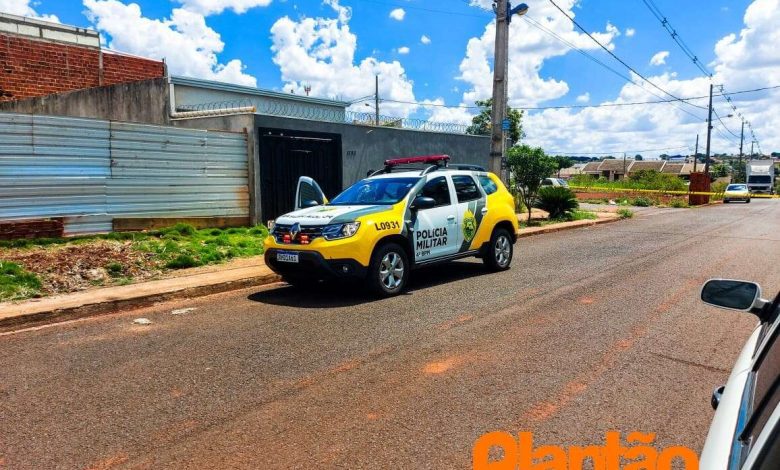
[{"x1": 462, "y1": 210, "x2": 477, "y2": 243}]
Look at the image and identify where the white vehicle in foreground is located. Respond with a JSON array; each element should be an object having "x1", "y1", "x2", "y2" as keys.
[{"x1": 699, "y1": 279, "x2": 780, "y2": 469}]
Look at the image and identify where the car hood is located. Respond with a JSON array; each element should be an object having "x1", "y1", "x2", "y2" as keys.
[{"x1": 275, "y1": 205, "x2": 393, "y2": 226}]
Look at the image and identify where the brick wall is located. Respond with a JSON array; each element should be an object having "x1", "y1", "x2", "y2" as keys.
[
  {"x1": 0, "y1": 34, "x2": 165, "y2": 102},
  {"x1": 0, "y1": 219, "x2": 64, "y2": 240}
]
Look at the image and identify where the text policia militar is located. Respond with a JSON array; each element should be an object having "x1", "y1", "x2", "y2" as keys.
[
  {"x1": 416, "y1": 227, "x2": 448, "y2": 250},
  {"x1": 472, "y1": 431, "x2": 698, "y2": 470}
]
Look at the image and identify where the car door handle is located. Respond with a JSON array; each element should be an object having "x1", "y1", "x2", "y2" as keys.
[
  {"x1": 481, "y1": 207, "x2": 488, "y2": 214},
  {"x1": 447, "y1": 215, "x2": 456, "y2": 221}
]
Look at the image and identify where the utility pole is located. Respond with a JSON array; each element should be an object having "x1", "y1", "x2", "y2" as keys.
[
  {"x1": 750, "y1": 140, "x2": 754, "y2": 160},
  {"x1": 489, "y1": 0, "x2": 510, "y2": 179},
  {"x1": 704, "y1": 83, "x2": 714, "y2": 178},
  {"x1": 489, "y1": 1, "x2": 529, "y2": 181},
  {"x1": 622, "y1": 152, "x2": 626, "y2": 178},
  {"x1": 375, "y1": 75, "x2": 380, "y2": 126},
  {"x1": 738, "y1": 120, "x2": 744, "y2": 182},
  {"x1": 693, "y1": 134, "x2": 699, "y2": 173}
]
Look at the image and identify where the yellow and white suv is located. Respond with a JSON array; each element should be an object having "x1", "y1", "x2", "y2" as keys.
[{"x1": 263, "y1": 155, "x2": 519, "y2": 297}]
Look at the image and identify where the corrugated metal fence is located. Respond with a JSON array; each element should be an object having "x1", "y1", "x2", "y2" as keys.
[{"x1": 0, "y1": 113, "x2": 248, "y2": 235}]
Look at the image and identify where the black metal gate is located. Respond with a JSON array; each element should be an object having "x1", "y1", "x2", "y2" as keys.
[{"x1": 258, "y1": 128, "x2": 343, "y2": 222}]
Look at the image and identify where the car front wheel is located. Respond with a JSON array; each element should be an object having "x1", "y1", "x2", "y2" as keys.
[
  {"x1": 367, "y1": 243, "x2": 408, "y2": 297},
  {"x1": 484, "y1": 228, "x2": 513, "y2": 271}
]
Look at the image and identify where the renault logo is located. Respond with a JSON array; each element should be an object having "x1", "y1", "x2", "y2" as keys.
[{"x1": 290, "y1": 223, "x2": 301, "y2": 239}]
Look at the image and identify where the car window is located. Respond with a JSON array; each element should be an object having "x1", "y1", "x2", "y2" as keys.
[
  {"x1": 452, "y1": 175, "x2": 482, "y2": 202},
  {"x1": 541, "y1": 179, "x2": 553, "y2": 186},
  {"x1": 419, "y1": 176, "x2": 451, "y2": 207},
  {"x1": 741, "y1": 298, "x2": 780, "y2": 462},
  {"x1": 479, "y1": 176, "x2": 498, "y2": 195},
  {"x1": 727, "y1": 184, "x2": 748, "y2": 191},
  {"x1": 756, "y1": 423, "x2": 780, "y2": 469},
  {"x1": 330, "y1": 177, "x2": 419, "y2": 206}
]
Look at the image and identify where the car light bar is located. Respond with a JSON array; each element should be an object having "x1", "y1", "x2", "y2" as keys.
[{"x1": 384, "y1": 155, "x2": 450, "y2": 167}]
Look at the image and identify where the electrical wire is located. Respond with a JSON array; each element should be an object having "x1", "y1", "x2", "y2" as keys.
[{"x1": 545, "y1": 145, "x2": 692, "y2": 155}]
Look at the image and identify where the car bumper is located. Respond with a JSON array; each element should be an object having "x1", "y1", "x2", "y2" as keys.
[
  {"x1": 264, "y1": 249, "x2": 368, "y2": 280},
  {"x1": 724, "y1": 194, "x2": 749, "y2": 201}
]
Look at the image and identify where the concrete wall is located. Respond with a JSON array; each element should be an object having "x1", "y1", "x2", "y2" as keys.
[
  {"x1": 254, "y1": 115, "x2": 491, "y2": 187},
  {"x1": 0, "y1": 78, "x2": 170, "y2": 125}
]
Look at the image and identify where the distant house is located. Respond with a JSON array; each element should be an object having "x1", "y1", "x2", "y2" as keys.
[{"x1": 580, "y1": 159, "x2": 696, "y2": 181}]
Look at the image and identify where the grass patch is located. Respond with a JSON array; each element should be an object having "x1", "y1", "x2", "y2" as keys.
[
  {"x1": 565, "y1": 210, "x2": 598, "y2": 221},
  {"x1": 617, "y1": 208, "x2": 635, "y2": 219},
  {"x1": 0, "y1": 261, "x2": 42, "y2": 301},
  {"x1": 105, "y1": 261, "x2": 125, "y2": 277}
]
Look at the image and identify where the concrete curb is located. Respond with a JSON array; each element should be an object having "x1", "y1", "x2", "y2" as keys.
[
  {"x1": 0, "y1": 269, "x2": 280, "y2": 333},
  {"x1": 517, "y1": 215, "x2": 622, "y2": 239},
  {"x1": 1, "y1": 215, "x2": 624, "y2": 332}
]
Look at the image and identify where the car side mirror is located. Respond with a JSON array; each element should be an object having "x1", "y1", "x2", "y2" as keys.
[
  {"x1": 410, "y1": 196, "x2": 436, "y2": 211},
  {"x1": 301, "y1": 199, "x2": 320, "y2": 209},
  {"x1": 701, "y1": 279, "x2": 770, "y2": 319}
]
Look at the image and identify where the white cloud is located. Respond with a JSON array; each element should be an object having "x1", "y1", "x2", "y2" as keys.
[
  {"x1": 420, "y1": 34, "x2": 431, "y2": 45},
  {"x1": 83, "y1": 0, "x2": 257, "y2": 86},
  {"x1": 456, "y1": 0, "x2": 620, "y2": 109},
  {"x1": 524, "y1": 0, "x2": 780, "y2": 157},
  {"x1": 270, "y1": 0, "x2": 417, "y2": 117},
  {"x1": 454, "y1": 0, "x2": 780, "y2": 157},
  {"x1": 650, "y1": 50, "x2": 670, "y2": 66},
  {"x1": 625, "y1": 28, "x2": 635, "y2": 37},
  {"x1": 0, "y1": 0, "x2": 59, "y2": 21},
  {"x1": 175, "y1": 0, "x2": 272, "y2": 16},
  {"x1": 576, "y1": 92, "x2": 590, "y2": 103},
  {"x1": 389, "y1": 8, "x2": 405, "y2": 21},
  {"x1": 397, "y1": 46, "x2": 410, "y2": 55}
]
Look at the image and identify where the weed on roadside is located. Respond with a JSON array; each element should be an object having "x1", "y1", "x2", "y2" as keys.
[
  {"x1": 617, "y1": 208, "x2": 635, "y2": 219},
  {"x1": 0, "y1": 261, "x2": 42, "y2": 301}
]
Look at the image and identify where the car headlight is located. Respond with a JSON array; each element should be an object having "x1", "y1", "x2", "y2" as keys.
[{"x1": 322, "y1": 222, "x2": 360, "y2": 240}]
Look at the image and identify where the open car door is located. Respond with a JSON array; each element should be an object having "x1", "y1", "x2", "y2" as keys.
[{"x1": 295, "y1": 176, "x2": 328, "y2": 210}]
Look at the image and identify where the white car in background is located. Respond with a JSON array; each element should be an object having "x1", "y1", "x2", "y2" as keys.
[
  {"x1": 699, "y1": 279, "x2": 780, "y2": 469},
  {"x1": 540, "y1": 178, "x2": 569, "y2": 188}
]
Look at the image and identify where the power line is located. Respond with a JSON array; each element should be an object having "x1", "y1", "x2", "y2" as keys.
[
  {"x1": 636, "y1": 0, "x2": 763, "y2": 151},
  {"x1": 380, "y1": 83, "x2": 780, "y2": 111},
  {"x1": 547, "y1": 0, "x2": 706, "y2": 111}
]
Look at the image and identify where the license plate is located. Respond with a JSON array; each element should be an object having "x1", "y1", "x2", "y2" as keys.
[{"x1": 276, "y1": 251, "x2": 299, "y2": 263}]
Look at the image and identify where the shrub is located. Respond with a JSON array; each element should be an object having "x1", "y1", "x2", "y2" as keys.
[
  {"x1": 535, "y1": 186, "x2": 579, "y2": 220},
  {"x1": 617, "y1": 208, "x2": 634, "y2": 219},
  {"x1": 105, "y1": 262, "x2": 124, "y2": 277},
  {"x1": 165, "y1": 254, "x2": 201, "y2": 269},
  {"x1": 712, "y1": 181, "x2": 728, "y2": 194},
  {"x1": 158, "y1": 223, "x2": 196, "y2": 237},
  {"x1": 632, "y1": 196, "x2": 652, "y2": 207},
  {"x1": 670, "y1": 198, "x2": 689, "y2": 208}
]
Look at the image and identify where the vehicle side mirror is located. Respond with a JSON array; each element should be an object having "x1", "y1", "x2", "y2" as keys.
[
  {"x1": 410, "y1": 196, "x2": 436, "y2": 211},
  {"x1": 301, "y1": 199, "x2": 320, "y2": 209},
  {"x1": 701, "y1": 279, "x2": 769, "y2": 318}
]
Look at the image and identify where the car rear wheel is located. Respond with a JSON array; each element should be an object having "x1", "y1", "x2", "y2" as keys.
[
  {"x1": 747, "y1": 198, "x2": 751, "y2": 203},
  {"x1": 367, "y1": 243, "x2": 408, "y2": 297},
  {"x1": 484, "y1": 228, "x2": 513, "y2": 272}
]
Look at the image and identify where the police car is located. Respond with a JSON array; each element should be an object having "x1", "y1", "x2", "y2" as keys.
[{"x1": 263, "y1": 155, "x2": 520, "y2": 297}]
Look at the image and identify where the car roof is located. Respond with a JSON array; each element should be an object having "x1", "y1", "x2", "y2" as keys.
[{"x1": 366, "y1": 169, "x2": 488, "y2": 180}]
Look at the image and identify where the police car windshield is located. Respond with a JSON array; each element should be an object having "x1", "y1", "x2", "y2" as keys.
[{"x1": 330, "y1": 177, "x2": 420, "y2": 206}]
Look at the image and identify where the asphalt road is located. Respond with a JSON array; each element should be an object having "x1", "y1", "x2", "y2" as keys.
[{"x1": 2, "y1": 200, "x2": 779, "y2": 469}]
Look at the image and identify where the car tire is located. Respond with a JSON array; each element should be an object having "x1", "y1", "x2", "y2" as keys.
[
  {"x1": 484, "y1": 228, "x2": 513, "y2": 272},
  {"x1": 723, "y1": 199, "x2": 729, "y2": 203},
  {"x1": 747, "y1": 198, "x2": 751, "y2": 203},
  {"x1": 367, "y1": 243, "x2": 408, "y2": 297}
]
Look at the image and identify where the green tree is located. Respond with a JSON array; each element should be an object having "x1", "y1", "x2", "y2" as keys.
[
  {"x1": 553, "y1": 156, "x2": 574, "y2": 177},
  {"x1": 634, "y1": 154, "x2": 643, "y2": 161},
  {"x1": 710, "y1": 163, "x2": 730, "y2": 178},
  {"x1": 507, "y1": 145, "x2": 557, "y2": 221},
  {"x1": 465, "y1": 99, "x2": 525, "y2": 145}
]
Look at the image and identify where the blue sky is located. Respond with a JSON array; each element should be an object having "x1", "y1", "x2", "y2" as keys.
[
  {"x1": 25, "y1": 0, "x2": 748, "y2": 105},
  {"x1": 3, "y1": 0, "x2": 778, "y2": 155}
]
